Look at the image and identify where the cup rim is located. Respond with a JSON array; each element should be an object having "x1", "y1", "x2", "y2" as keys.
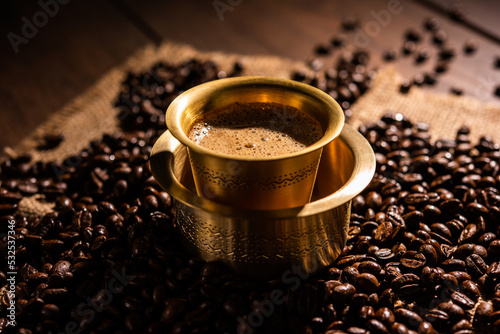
[{"x1": 166, "y1": 76, "x2": 345, "y2": 162}]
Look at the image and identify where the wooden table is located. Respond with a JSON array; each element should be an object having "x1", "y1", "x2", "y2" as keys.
[{"x1": 1, "y1": 0, "x2": 500, "y2": 153}]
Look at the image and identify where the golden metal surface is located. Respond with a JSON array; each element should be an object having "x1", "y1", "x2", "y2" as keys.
[
  {"x1": 165, "y1": 77, "x2": 345, "y2": 210},
  {"x1": 150, "y1": 124, "x2": 375, "y2": 279}
]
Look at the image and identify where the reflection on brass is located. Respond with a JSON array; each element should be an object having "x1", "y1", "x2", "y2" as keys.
[
  {"x1": 165, "y1": 77, "x2": 345, "y2": 210},
  {"x1": 150, "y1": 124, "x2": 375, "y2": 279}
]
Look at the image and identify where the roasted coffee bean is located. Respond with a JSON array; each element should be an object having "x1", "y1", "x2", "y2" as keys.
[
  {"x1": 184, "y1": 302, "x2": 214, "y2": 328},
  {"x1": 478, "y1": 232, "x2": 496, "y2": 247},
  {"x1": 315, "y1": 44, "x2": 331, "y2": 55},
  {"x1": 400, "y1": 251, "x2": 426, "y2": 270},
  {"x1": 402, "y1": 41, "x2": 416, "y2": 55},
  {"x1": 418, "y1": 244, "x2": 438, "y2": 266},
  {"x1": 394, "y1": 308, "x2": 422, "y2": 329},
  {"x1": 366, "y1": 191, "x2": 383, "y2": 210},
  {"x1": 425, "y1": 309, "x2": 449, "y2": 328},
  {"x1": 489, "y1": 240, "x2": 500, "y2": 258},
  {"x1": 357, "y1": 273, "x2": 379, "y2": 293},
  {"x1": 161, "y1": 297, "x2": 187, "y2": 325},
  {"x1": 404, "y1": 193, "x2": 429, "y2": 206},
  {"x1": 459, "y1": 223, "x2": 479, "y2": 243},
  {"x1": 424, "y1": 17, "x2": 440, "y2": 31},
  {"x1": 434, "y1": 60, "x2": 452, "y2": 75},
  {"x1": 473, "y1": 301, "x2": 493, "y2": 328},
  {"x1": 356, "y1": 304, "x2": 374, "y2": 323},
  {"x1": 389, "y1": 322, "x2": 408, "y2": 334},
  {"x1": 399, "y1": 79, "x2": 411, "y2": 94},
  {"x1": 441, "y1": 259, "x2": 466, "y2": 272},
  {"x1": 438, "y1": 47, "x2": 456, "y2": 60},
  {"x1": 382, "y1": 182, "x2": 402, "y2": 196},
  {"x1": 40, "y1": 288, "x2": 68, "y2": 304},
  {"x1": 417, "y1": 321, "x2": 435, "y2": 334},
  {"x1": 366, "y1": 318, "x2": 387, "y2": 333},
  {"x1": 405, "y1": 29, "x2": 421, "y2": 42},
  {"x1": 342, "y1": 266, "x2": 360, "y2": 284},
  {"x1": 450, "y1": 291, "x2": 475, "y2": 310},
  {"x1": 440, "y1": 272, "x2": 458, "y2": 289},
  {"x1": 375, "y1": 307, "x2": 396, "y2": 327},
  {"x1": 332, "y1": 283, "x2": 356, "y2": 304},
  {"x1": 373, "y1": 221, "x2": 393, "y2": 244},
  {"x1": 430, "y1": 223, "x2": 451, "y2": 240},
  {"x1": 438, "y1": 301, "x2": 465, "y2": 320},
  {"x1": 487, "y1": 262, "x2": 500, "y2": 279},
  {"x1": 357, "y1": 261, "x2": 381, "y2": 276},
  {"x1": 374, "y1": 248, "x2": 396, "y2": 264},
  {"x1": 391, "y1": 273, "x2": 420, "y2": 294},
  {"x1": 341, "y1": 17, "x2": 359, "y2": 30},
  {"x1": 346, "y1": 326, "x2": 368, "y2": 334},
  {"x1": 454, "y1": 243, "x2": 487, "y2": 259},
  {"x1": 415, "y1": 49, "x2": 430, "y2": 64},
  {"x1": 383, "y1": 49, "x2": 397, "y2": 62},
  {"x1": 466, "y1": 254, "x2": 488, "y2": 277},
  {"x1": 451, "y1": 319, "x2": 473, "y2": 332},
  {"x1": 460, "y1": 280, "x2": 480, "y2": 299}
]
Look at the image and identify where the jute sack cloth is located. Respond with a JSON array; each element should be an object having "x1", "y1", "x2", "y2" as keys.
[{"x1": 4, "y1": 40, "x2": 500, "y2": 217}]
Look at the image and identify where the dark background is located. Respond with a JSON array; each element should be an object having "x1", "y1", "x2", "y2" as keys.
[{"x1": 1, "y1": 0, "x2": 500, "y2": 153}]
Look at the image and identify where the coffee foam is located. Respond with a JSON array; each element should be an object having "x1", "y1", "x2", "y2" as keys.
[{"x1": 188, "y1": 102, "x2": 323, "y2": 157}]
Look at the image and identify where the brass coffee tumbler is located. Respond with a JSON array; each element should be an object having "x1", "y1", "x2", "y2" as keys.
[
  {"x1": 166, "y1": 77, "x2": 344, "y2": 210},
  {"x1": 150, "y1": 124, "x2": 375, "y2": 279}
]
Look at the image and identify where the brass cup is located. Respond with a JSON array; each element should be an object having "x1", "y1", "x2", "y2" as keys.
[
  {"x1": 166, "y1": 77, "x2": 344, "y2": 210},
  {"x1": 150, "y1": 124, "x2": 375, "y2": 279}
]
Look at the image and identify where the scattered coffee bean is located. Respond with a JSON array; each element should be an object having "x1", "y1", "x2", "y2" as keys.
[
  {"x1": 400, "y1": 79, "x2": 411, "y2": 94},
  {"x1": 412, "y1": 74, "x2": 425, "y2": 87},
  {"x1": 402, "y1": 41, "x2": 417, "y2": 55},
  {"x1": 434, "y1": 61, "x2": 449, "y2": 74},
  {"x1": 342, "y1": 17, "x2": 359, "y2": 31},
  {"x1": 450, "y1": 87, "x2": 463, "y2": 96},
  {"x1": 448, "y1": 3, "x2": 466, "y2": 22},
  {"x1": 315, "y1": 44, "x2": 331, "y2": 55},
  {"x1": 432, "y1": 30, "x2": 447, "y2": 45},
  {"x1": 415, "y1": 48, "x2": 430, "y2": 64},
  {"x1": 463, "y1": 39, "x2": 478, "y2": 55},
  {"x1": 494, "y1": 85, "x2": 500, "y2": 97},
  {"x1": 423, "y1": 72, "x2": 437, "y2": 85},
  {"x1": 41, "y1": 133, "x2": 65, "y2": 149},
  {"x1": 424, "y1": 17, "x2": 440, "y2": 31},
  {"x1": 331, "y1": 35, "x2": 346, "y2": 48},
  {"x1": 383, "y1": 49, "x2": 397, "y2": 62},
  {"x1": 405, "y1": 30, "x2": 421, "y2": 43}
]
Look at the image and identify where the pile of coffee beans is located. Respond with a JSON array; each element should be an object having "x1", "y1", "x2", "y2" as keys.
[
  {"x1": 291, "y1": 48, "x2": 376, "y2": 121},
  {"x1": 1, "y1": 57, "x2": 499, "y2": 334},
  {"x1": 114, "y1": 60, "x2": 242, "y2": 131}
]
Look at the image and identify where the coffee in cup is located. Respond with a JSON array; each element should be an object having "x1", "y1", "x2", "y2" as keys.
[
  {"x1": 188, "y1": 102, "x2": 323, "y2": 158},
  {"x1": 166, "y1": 77, "x2": 344, "y2": 210}
]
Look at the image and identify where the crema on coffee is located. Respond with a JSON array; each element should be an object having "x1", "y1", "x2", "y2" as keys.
[{"x1": 188, "y1": 102, "x2": 323, "y2": 158}]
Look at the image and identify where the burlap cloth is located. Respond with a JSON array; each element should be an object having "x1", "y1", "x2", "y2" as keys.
[{"x1": 4, "y1": 40, "x2": 500, "y2": 216}]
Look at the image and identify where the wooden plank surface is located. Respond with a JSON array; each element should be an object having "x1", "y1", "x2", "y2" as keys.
[
  {"x1": 422, "y1": 0, "x2": 500, "y2": 44},
  {"x1": 0, "y1": 0, "x2": 149, "y2": 151},
  {"x1": 122, "y1": 0, "x2": 500, "y2": 103},
  {"x1": 1, "y1": 0, "x2": 500, "y2": 154}
]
